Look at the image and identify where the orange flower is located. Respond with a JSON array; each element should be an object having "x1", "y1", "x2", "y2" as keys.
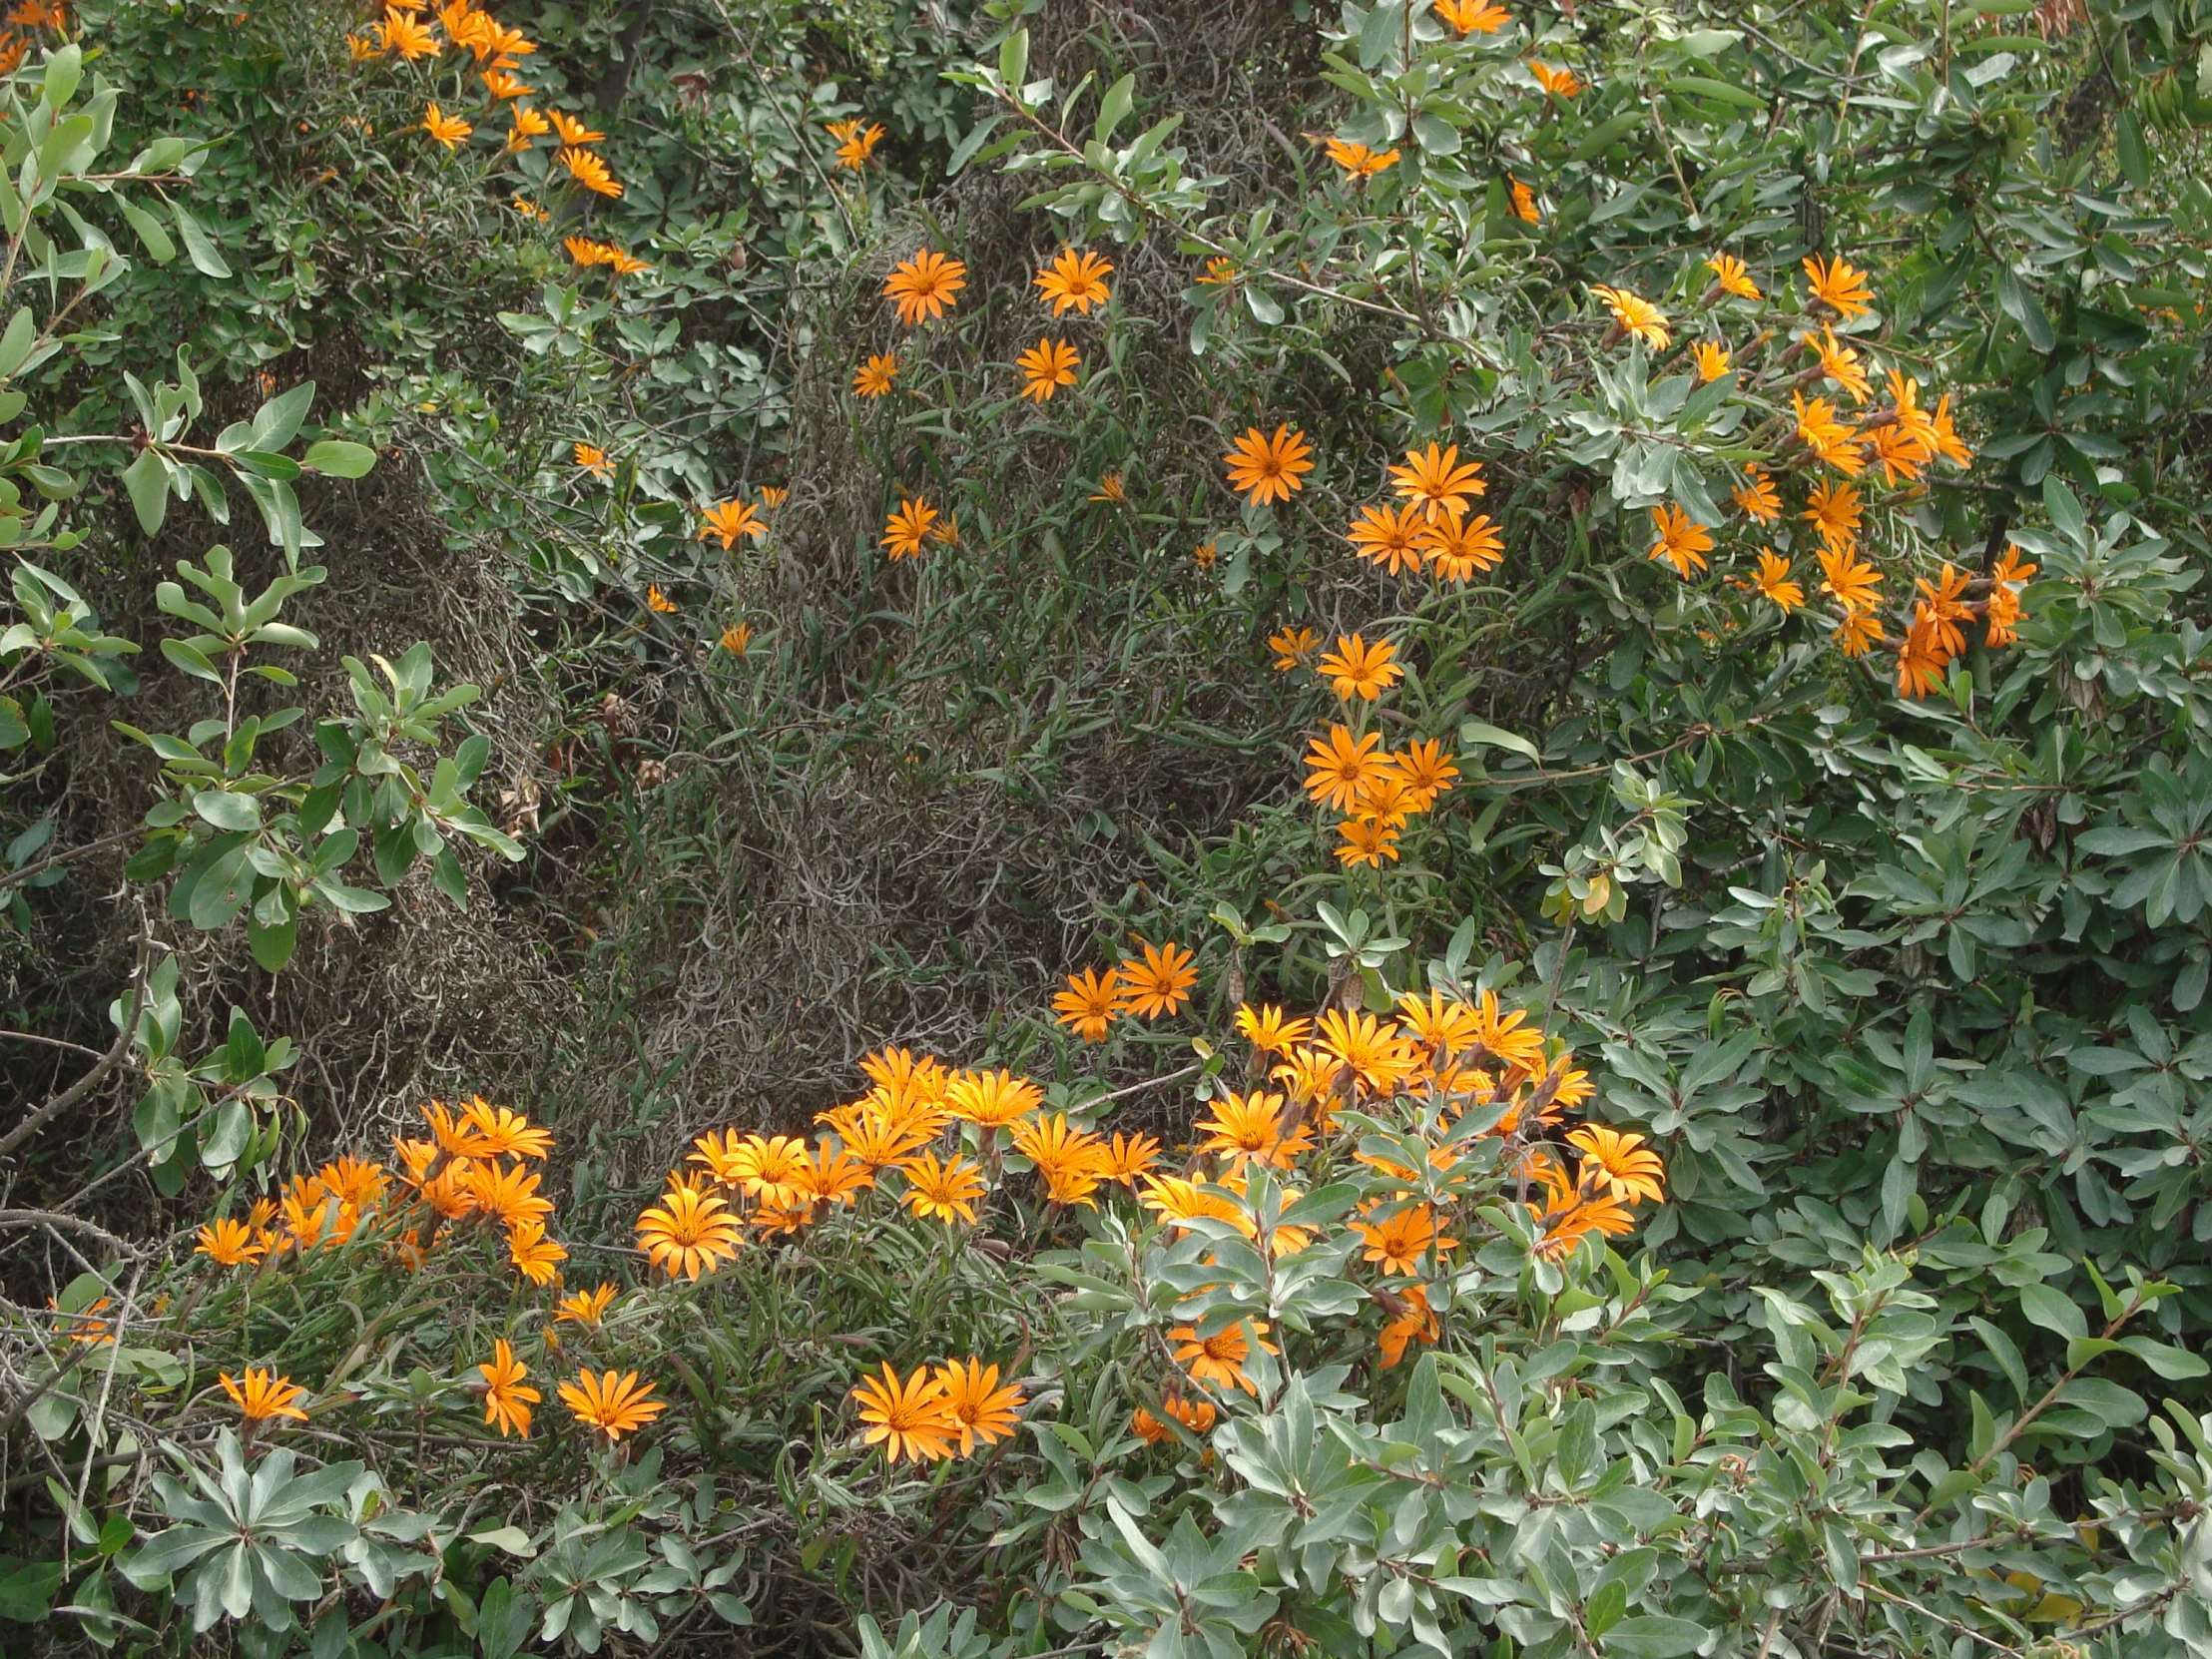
[
  {"x1": 481, "y1": 68, "x2": 531, "y2": 99},
  {"x1": 548, "y1": 109, "x2": 606, "y2": 145},
  {"x1": 1388, "y1": 442, "x2": 1486, "y2": 522},
  {"x1": 852, "y1": 353, "x2": 897, "y2": 397},
  {"x1": 1338, "y1": 817, "x2": 1401, "y2": 868},
  {"x1": 1895, "y1": 607, "x2": 1952, "y2": 699},
  {"x1": 1393, "y1": 738, "x2": 1458, "y2": 809},
  {"x1": 1434, "y1": 0, "x2": 1509, "y2": 30},
  {"x1": 1034, "y1": 248, "x2": 1113, "y2": 316},
  {"x1": 1691, "y1": 340, "x2": 1732, "y2": 382},
  {"x1": 1017, "y1": 337, "x2": 1080, "y2": 402},
  {"x1": 1269, "y1": 626, "x2": 1320, "y2": 670},
  {"x1": 461, "y1": 1161, "x2": 553, "y2": 1228},
  {"x1": 1565, "y1": 1125, "x2": 1666, "y2": 1205},
  {"x1": 1590, "y1": 283, "x2": 1669, "y2": 349},
  {"x1": 898, "y1": 1150, "x2": 986, "y2": 1224},
  {"x1": 850, "y1": 1363, "x2": 954, "y2": 1462},
  {"x1": 882, "y1": 498, "x2": 939, "y2": 560},
  {"x1": 1378, "y1": 1283, "x2": 1439, "y2": 1368},
  {"x1": 1813, "y1": 326, "x2": 1872, "y2": 405},
  {"x1": 505, "y1": 107, "x2": 550, "y2": 151},
  {"x1": 1304, "y1": 724, "x2": 1388, "y2": 812},
  {"x1": 1349, "y1": 501, "x2": 1427, "y2": 576},
  {"x1": 195, "y1": 1218, "x2": 266, "y2": 1267},
  {"x1": 1419, "y1": 510, "x2": 1504, "y2": 581},
  {"x1": 477, "y1": 1339, "x2": 539, "y2": 1438},
  {"x1": 557, "y1": 146, "x2": 622, "y2": 197},
  {"x1": 1195, "y1": 1089, "x2": 1309, "y2": 1171},
  {"x1": 1706, "y1": 254, "x2": 1762, "y2": 300},
  {"x1": 1751, "y1": 551, "x2": 1805, "y2": 614},
  {"x1": 1325, "y1": 138, "x2": 1399, "y2": 179},
  {"x1": 946, "y1": 1068, "x2": 1044, "y2": 1128},
  {"x1": 1234, "y1": 1003, "x2": 1313, "y2": 1056},
  {"x1": 1132, "y1": 1392, "x2": 1217, "y2": 1442},
  {"x1": 558, "y1": 1369, "x2": 664, "y2": 1440},
  {"x1": 222, "y1": 1368, "x2": 308, "y2": 1423},
  {"x1": 701, "y1": 499, "x2": 767, "y2": 548},
  {"x1": 635, "y1": 1184, "x2": 743, "y2": 1279},
  {"x1": 1115, "y1": 940, "x2": 1197, "y2": 1019},
  {"x1": 458, "y1": 1099, "x2": 552, "y2": 1160},
  {"x1": 1803, "y1": 253, "x2": 1874, "y2": 320},
  {"x1": 1835, "y1": 607, "x2": 1886, "y2": 658},
  {"x1": 1101, "y1": 1131, "x2": 1162, "y2": 1184},
  {"x1": 1508, "y1": 177, "x2": 1541, "y2": 223},
  {"x1": 1731, "y1": 464, "x2": 1782, "y2": 523},
  {"x1": 1803, "y1": 478, "x2": 1862, "y2": 553},
  {"x1": 827, "y1": 118, "x2": 884, "y2": 170},
  {"x1": 1223, "y1": 425, "x2": 1314, "y2": 505},
  {"x1": 933, "y1": 1359, "x2": 1024, "y2": 1453},
  {"x1": 1528, "y1": 60, "x2": 1582, "y2": 97},
  {"x1": 1169, "y1": 1320, "x2": 1276, "y2": 1394},
  {"x1": 1916, "y1": 562, "x2": 1974, "y2": 658},
  {"x1": 1818, "y1": 545, "x2": 1883, "y2": 614},
  {"x1": 1314, "y1": 1008, "x2": 1419, "y2": 1095},
  {"x1": 554, "y1": 1284, "x2": 618, "y2": 1327},
  {"x1": 1316, "y1": 633, "x2": 1401, "y2": 702},
  {"x1": 377, "y1": 10, "x2": 440, "y2": 59},
  {"x1": 506, "y1": 1218, "x2": 567, "y2": 1286},
  {"x1": 1646, "y1": 504, "x2": 1712, "y2": 578},
  {"x1": 1011, "y1": 1113, "x2": 1110, "y2": 1206},
  {"x1": 573, "y1": 442, "x2": 612, "y2": 479},
  {"x1": 645, "y1": 584, "x2": 678, "y2": 615},
  {"x1": 421, "y1": 103, "x2": 472, "y2": 150},
  {"x1": 884, "y1": 250, "x2": 966, "y2": 324},
  {"x1": 1053, "y1": 966, "x2": 1120, "y2": 1042}
]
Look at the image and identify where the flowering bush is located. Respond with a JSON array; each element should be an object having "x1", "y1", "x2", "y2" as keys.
[{"x1": 6, "y1": 0, "x2": 2212, "y2": 1655}]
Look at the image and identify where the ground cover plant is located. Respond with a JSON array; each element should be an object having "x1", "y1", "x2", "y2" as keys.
[{"x1": 3, "y1": 0, "x2": 2212, "y2": 1653}]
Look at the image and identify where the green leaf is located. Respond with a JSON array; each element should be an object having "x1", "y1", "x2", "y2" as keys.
[
  {"x1": 171, "y1": 203, "x2": 231, "y2": 278},
  {"x1": 191, "y1": 790, "x2": 261, "y2": 832},
  {"x1": 1458, "y1": 721, "x2": 1541, "y2": 764},
  {"x1": 0, "y1": 306, "x2": 36, "y2": 379},
  {"x1": 1095, "y1": 73, "x2": 1135, "y2": 146},
  {"x1": 2018, "y1": 1282, "x2": 2087, "y2": 1343},
  {"x1": 998, "y1": 27, "x2": 1029, "y2": 92},
  {"x1": 1995, "y1": 269, "x2": 2055, "y2": 351},
  {"x1": 1667, "y1": 76, "x2": 1763, "y2": 109},
  {"x1": 1603, "y1": 1616, "x2": 1709, "y2": 1657},
  {"x1": 122, "y1": 448, "x2": 169, "y2": 535},
  {"x1": 118, "y1": 197, "x2": 176, "y2": 263},
  {"x1": 301, "y1": 439, "x2": 376, "y2": 479}
]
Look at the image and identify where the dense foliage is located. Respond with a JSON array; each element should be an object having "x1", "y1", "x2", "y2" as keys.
[{"x1": 4, "y1": 0, "x2": 2212, "y2": 1653}]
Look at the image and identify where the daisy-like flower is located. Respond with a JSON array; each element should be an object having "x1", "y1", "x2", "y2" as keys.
[
  {"x1": 377, "y1": 10, "x2": 440, "y2": 59},
  {"x1": 883, "y1": 250, "x2": 966, "y2": 324},
  {"x1": 934, "y1": 1359, "x2": 1025, "y2": 1454},
  {"x1": 1234, "y1": 1003, "x2": 1314, "y2": 1056},
  {"x1": 719, "y1": 623, "x2": 754, "y2": 659},
  {"x1": 196, "y1": 1218, "x2": 266, "y2": 1267},
  {"x1": 1132, "y1": 1392, "x2": 1217, "y2": 1442},
  {"x1": 898, "y1": 1150, "x2": 987, "y2": 1224},
  {"x1": 1566, "y1": 1125, "x2": 1666, "y2": 1205},
  {"x1": 1818, "y1": 545, "x2": 1884, "y2": 615},
  {"x1": 1115, "y1": 940, "x2": 1198, "y2": 1018},
  {"x1": 1353, "y1": 1203, "x2": 1457, "y2": 1275},
  {"x1": 827, "y1": 117, "x2": 884, "y2": 170},
  {"x1": 1393, "y1": 738, "x2": 1459, "y2": 808},
  {"x1": 477, "y1": 1340, "x2": 540, "y2": 1438},
  {"x1": 1011, "y1": 1113, "x2": 1110, "y2": 1206},
  {"x1": 711, "y1": 1133, "x2": 811, "y2": 1208},
  {"x1": 222, "y1": 1369, "x2": 308, "y2": 1423},
  {"x1": 603, "y1": 249, "x2": 651, "y2": 276},
  {"x1": 462, "y1": 1161, "x2": 553, "y2": 1229},
  {"x1": 1314, "y1": 1007, "x2": 1419, "y2": 1095},
  {"x1": 1338, "y1": 817, "x2": 1402, "y2": 868},
  {"x1": 505, "y1": 107, "x2": 550, "y2": 152},
  {"x1": 1916, "y1": 562, "x2": 1974, "y2": 658},
  {"x1": 1419, "y1": 510, "x2": 1505, "y2": 581},
  {"x1": 1508, "y1": 177, "x2": 1541, "y2": 222},
  {"x1": 1591, "y1": 283, "x2": 1669, "y2": 349},
  {"x1": 1034, "y1": 248, "x2": 1113, "y2": 316},
  {"x1": 1647, "y1": 504, "x2": 1713, "y2": 578},
  {"x1": 882, "y1": 498, "x2": 939, "y2": 560},
  {"x1": 1053, "y1": 966, "x2": 1121, "y2": 1042},
  {"x1": 1803, "y1": 479, "x2": 1862, "y2": 553},
  {"x1": 1268, "y1": 626, "x2": 1320, "y2": 670},
  {"x1": 1691, "y1": 340, "x2": 1732, "y2": 382},
  {"x1": 1223, "y1": 425, "x2": 1314, "y2": 505},
  {"x1": 554, "y1": 1284, "x2": 618, "y2": 1327},
  {"x1": 506, "y1": 1218, "x2": 567, "y2": 1286},
  {"x1": 558, "y1": 1369, "x2": 664, "y2": 1441},
  {"x1": 1325, "y1": 138, "x2": 1400, "y2": 179},
  {"x1": 1353, "y1": 772, "x2": 1422, "y2": 830},
  {"x1": 1193, "y1": 540, "x2": 1218, "y2": 570},
  {"x1": 1706, "y1": 253, "x2": 1763, "y2": 300},
  {"x1": 1793, "y1": 392, "x2": 1866, "y2": 474},
  {"x1": 646, "y1": 585, "x2": 678, "y2": 615},
  {"x1": 1017, "y1": 337, "x2": 1079, "y2": 402},
  {"x1": 1751, "y1": 551, "x2": 1806, "y2": 614},
  {"x1": 574, "y1": 442, "x2": 612, "y2": 479},
  {"x1": 1928, "y1": 394, "x2": 1973, "y2": 467},
  {"x1": 1528, "y1": 60, "x2": 1582, "y2": 97},
  {"x1": 1434, "y1": 0, "x2": 1510, "y2": 30},
  {"x1": 1100, "y1": 1131, "x2": 1161, "y2": 1184},
  {"x1": 558, "y1": 146, "x2": 622, "y2": 197},
  {"x1": 852, "y1": 353, "x2": 898, "y2": 398},
  {"x1": 548, "y1": 110, "x2": 605, "y2": 146},
  {"x1": 1305, "y1": 724, "x2": 1388, "y2": 812},
  {"x1": 1377, "y1": 1283, "x2": 1441, "y2": 1369},
  {"x1": 1195, "y1": 1089, "x2": 1310, "y2": 1170},
  {"x1": 701, "y1": 499, "x2": 767, "y2": 548},
  {"x1": 850, "y1": 1363, "x2": 954, "y2": 1462},
  {"x1": 1316, "y1": 633, "x2": 1402, "y2": 703},
  {"x1": 1388, "y1": 442, "x2": 1486, "y2": 522},
  {"x1": 1803, "y1": 253, "x2": 1874, "y2": 319},
  {"x1": 565, "y1": 236, "x2": 615, "y2": 268},
  {"x1": 1731, "y1": 464, "x2": 1782, "y2": 523},
  {"x1": 422, "y1": 103, "x2": 472, "y2": 150},
  {"x1": 1170, "y1": 1320, "x2": 1277, "y2": 1394},
  {"x1": 1089, "y1": 472, "x2": 1126, "y2": 504},
  {"x1": 482, "y1": 68, "x2": 531, "y2": 99},
  {"x1": 1394, "y1": 988, "x2": 1482, "y2": 1053},
  {"x1": 316, "y1": 1155, "x2": 387, "y2": 1212},
  {"x1": 1985, "y1": 546, "x2": 2037, "y2": 648},
  {"x1": 635, "y1": 1185, "x2": 743, "y2": 1279},
  {"x1": 946, "y1": 1068, "x2": 1044, "y2": 1128},
  {"x1": 1896, "y1": 609, "x2": 1951, "y2": 699},
  {"x1": 458, "y1": 1099, "x2": 552, "y2": 1161},
  {"x1": 1814, "y1": 326, "x2": 1872, "y2": 405},
  {"x1": 1835, "y1": 607, "x2": 1886, "y2": 658}
]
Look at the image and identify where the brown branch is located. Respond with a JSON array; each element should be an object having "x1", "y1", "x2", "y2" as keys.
[{"x1": 0, "y1": 827, "x2": 137, "y2": 892}]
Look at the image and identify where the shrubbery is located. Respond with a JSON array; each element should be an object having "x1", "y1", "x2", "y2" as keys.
[{"x1": 4, "y1": 0, "x2": 2212, "y2": 1654}]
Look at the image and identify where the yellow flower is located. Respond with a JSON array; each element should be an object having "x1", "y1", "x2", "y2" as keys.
[
  {"x1": 1304, "y1": 724, "x2": 1387, "y2": 812},
  {"x1": 1835, "y1": 606, "x2": 1886, "y2": 658},
  {"x1": 1691, "y1": 340, "x2": 1731, "y2": 382},
  {"x1": 1114, "y1": 940, "x2": 1197, "y2": 1019},
  {"x1": 554, "y1": 1284, "x2": 618, "y2": 1327},
  {"x1": 1223, "y1": 425, "x2": 1314, "y2": 504},
  {"x1": 1731, "y1": 464, "x2": 1782, "y2": 523},
  {"x1": 1802, "y1": 253, "x2": 1874, "y2": 319},
  {"x1": 1088, "y1": 471, "x2": 1126, "y2": 503},
  {"x1": 1011, "y1": 1113, "x2": 1111, "y2": 1206},
  {"x1": 1590, "y1": 283, "x2": 1669, "y2": 349},
  {"x1": 1234, "y1": 1003, "x2": 1314, "y2": 1056},
  {"x1": 1528, "y1": 59, "x2": 1582, "y2": 97},
  {"x1": 1195, "y1": 1089, "x2": 1309, "y2": 1170},
  {"x1": 557, "y1": 1369, "x2": 664, "y2": 1440},
  {"x1": 1803, "y1": 478, "x2": 1862, "y2": 553},
  {"x1": 1792, "y1": 392, "x2": 1866, "y2": 474},
  {"x1": 377, "y1": 10, "x2": 440, "y2": 59},
  {"x1": 852, "y1": 353, "x2": 897, "y2": 398},
  {"x1": 720, "y1": 622, "x2": 753, "y2": 657},
  {"x1": 1034, "y1": 248, "x2": 1113, "y2": 316},
  {"x1": 827, "y1": 117, "x2": 884, "y2": 170},
  {"x1": 933, "y1": 1360, "x2": 1024, "y2": 1454},
  {"x1": 557, "y1": 146, "x2": 622, "y2": 197},
  {"x1": 1053, "y1": 966, "x2": 1120, "y2": 1042},
  {"x1": 505, "y1": 107, "x2": 550, "y2": 152},
  {"x1": 481, "y1": 67, "x2": 531, "y2": 99},
  {"x1": 1314, "y1": 1007, "x2": 1419, "y2": 1095},
  {"x1": 1814, "y1": 325, "x2": 1872, "y2": 404},
  {"x1": 1101, "y1": 1131, "x2": 1161, "y2": 1184},
  {"x1": 882, "y1": 498, "x2": 938, "y2": 560},
  {"x1": 1565, "y1": 1125, "x2": 1666, "y2": 1205},
  {"x1": 477, "y1": 1339, "x2": 539, "y2": 1438},
  {"x1": 1315, "y1": 633, "x2": 1402, "y2": 702},
  {"x1": 421, "y1": 103, "x2": 471, "y2": 151},
  {"x1": 195, "y1": 1218, "x2": 266, "y2": 1267},
  {"x1": 1016, "y1": 337, "x2": 1079, "y2": 402},
  {"x1": 459, "y1": 1098, "x2": 552, "y2": 1160},
  {"x1": 946, "y1": 1068, "x2": 1044, "y2": 1128},
  {"x1": 850, "y1": 1363, "x2": 955, "y2": 1462},
  {"x1": 506, "y1": 1218, "x2": 567, "y2": 1286},
  {"x1": 1268, "y1": 625, "x2": 1320, "y2": 670},
  {"x1": 548, "y1": 110, "x2": 606, "y2": 145},
  {"x1": 222, "y1": 1368, "x2": 308, "y2": 1423},
  {"x1": 701, "y1": 499, "x2": 767, "y2": 548},
  {"x1": 1388, "y1": 442, "x2": 1486, "y2": 522},
  {"x1": 898, "y1": 1150, "x2": 987, "y2": 1225},
  {"x1": 1347, "y1": 502, "x2": 1426, "y2": 576},
  {"x1": 1325, "y1": 138, "x2": 1400, "y2": 179},
  {"x1": 635, "y1": 1184, "x2": 743, "y2": 1279},
  {"x1": 1419, "y1": 509, "x2": 1505, "y2": 581},
  {"x1": 1818, "y1": 545, "x2": 1884, "y2": 615},
  {"x1": 1170, "y1": 1320, "x2": 1276, "y2": 1394},
  {"x1": 1751, "y1": 550, "x2": 1806, "y2": 614},
  {"x1": 565, "y1": 235, "x2": 613, "y2": 268},
  {"x1": 1646, "y1": 504, "x2": 1712, "y2": 578},
  {"x1": 883, "y1": 249, "x2": 966, "y2": 324},
  {"x1": 573, "y1": 442, "x2": 612, "y2": 479},
  {"x1": 1435, "y1": 0, "x2": 1510, "y2": 30},
  {"x1": 1706, "y1": 253, "x2": 1763, "y2": 300}
]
